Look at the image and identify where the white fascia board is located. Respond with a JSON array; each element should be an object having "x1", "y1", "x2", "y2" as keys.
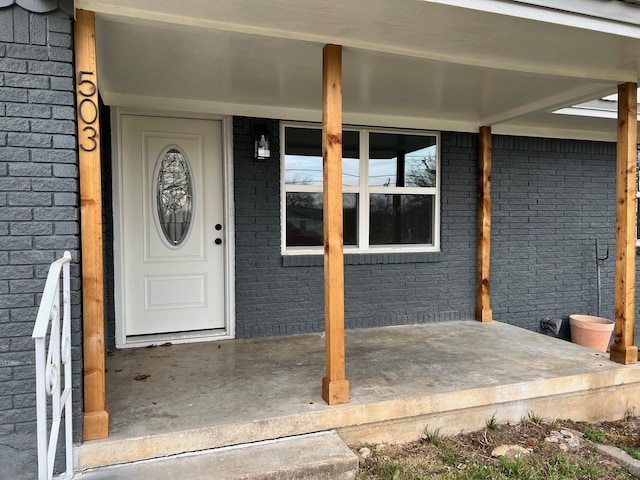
[
  {"x1": 554, "y1": 107, "x2": 619, "y2": 119},
  {"x1": 511, "y1": 0, "x2": 640, "y2": 26},
  {"x1": 553, "y1": 105, "x2": 640, "y2": 123},
  {"x1": 603, "y1": 88, "x2": 640, "y2": 101},
  {"x1": 425, "y1": 0, "x2": 640, "y2": 39},
  {"x1": 554, "y1": 90, "x2": 640, "y2": 120}
]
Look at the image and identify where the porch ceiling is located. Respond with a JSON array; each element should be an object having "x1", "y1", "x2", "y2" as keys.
[{"x1": 79, "y1": 0, "x2": 640, "y2": 140}]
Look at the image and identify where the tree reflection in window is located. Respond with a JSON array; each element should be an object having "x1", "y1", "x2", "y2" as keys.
[
  {"x1": 406, "y1": 155, "x2": 437, "y2": 188},
  {"x1": 156, "y1": 148, "x2": 193, "y2": 246}
]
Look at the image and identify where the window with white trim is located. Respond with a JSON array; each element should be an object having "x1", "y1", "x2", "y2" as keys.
[{"x1": 281, "y1": 123, "x2": 440, "y2": 254}]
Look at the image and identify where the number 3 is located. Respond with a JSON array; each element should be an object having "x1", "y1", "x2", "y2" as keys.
[{"x1": 81, "y1": 126, "x2": 97, "y2": 152}]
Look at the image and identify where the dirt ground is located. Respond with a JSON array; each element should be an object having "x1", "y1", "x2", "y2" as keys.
[{"x1": 355, "y1": 414, "x2": 640, "y2": 479}]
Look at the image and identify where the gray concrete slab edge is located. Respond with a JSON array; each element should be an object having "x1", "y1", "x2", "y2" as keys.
[
  {"x1": 594, "y1": 444, "x2": 640, "y2": 479},
  {"x1": 74, "y1": 431, "x2": 358, "y2": 480},
  {"x1": 570, "y1": 429, "x2": 640, "y2": 479}
]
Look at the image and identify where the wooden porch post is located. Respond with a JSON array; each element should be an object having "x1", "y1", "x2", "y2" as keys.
[
  {"x1": 610, "y1": 82, "x2": 638, "y2": 365},
  {"x1": 475, "y1": 126, "x2": 493, "y2": 322},
  {"x1": 321, "y1": 44, "x2": 350, "y2": 405},
  {"x1": 74, "y1": 9, "x2": 109, "y2": 439}
]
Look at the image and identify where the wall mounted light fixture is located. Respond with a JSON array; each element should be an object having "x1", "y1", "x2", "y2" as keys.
[{"x1": 254, "y1": 126, "x2": 270, "y2": 160}]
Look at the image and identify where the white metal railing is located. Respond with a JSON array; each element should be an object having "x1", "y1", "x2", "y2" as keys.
[{"x1": 32, "y1": 251, "x2": 73, "y2": 480}]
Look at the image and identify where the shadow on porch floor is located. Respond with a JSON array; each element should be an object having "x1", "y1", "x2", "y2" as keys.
[{"x1": 77, "y1": 320, "x2": 640, "y2": 470}]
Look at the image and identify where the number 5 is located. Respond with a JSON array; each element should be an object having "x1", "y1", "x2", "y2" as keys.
[{"x1": 78, "y1": 71, "x2": 96, "y2": 97}]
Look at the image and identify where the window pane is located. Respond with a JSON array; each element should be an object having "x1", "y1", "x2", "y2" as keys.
[
  {"x1": 156, "y1": 148, "x2": 193, "y2": 246},
  {"x1": 369, "y1": 133, "x2": 437, "y2": 188},
  {"x1": 369, "y1": 194, "x2": 433, "y2": 245},
  {"x1": 284, "y1": 127, "x2": 360, "y2": 187},
  {"x1": 343, "y1": 194, "x2": 358, "y2": 244},
  {"x1": 286, "y1": 193, "x2": 358, "y2": 246}
]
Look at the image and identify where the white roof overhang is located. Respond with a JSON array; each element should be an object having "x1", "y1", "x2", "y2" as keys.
[{"x1": 76, "y1": 0, "x2": 640, "y2": 140}]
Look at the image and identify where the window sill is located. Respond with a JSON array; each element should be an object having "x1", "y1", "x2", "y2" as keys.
[{"x1": 282, "y1": 251, "x2": 444, "y2": 267}]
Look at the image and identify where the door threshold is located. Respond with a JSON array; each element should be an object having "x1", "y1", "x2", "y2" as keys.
[{"x1": 120, "y1": 329, "x2": 232, "y2": 349}]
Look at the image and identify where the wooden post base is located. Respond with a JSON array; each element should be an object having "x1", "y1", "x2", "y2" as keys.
[
  {"x1": 322, "y1": 377, "x2": 350, "y2": 405},
  {"x1": 610, "y1": 344, "x2": 639, "y2": 365},
  {"x1": 475, "y1": 308, "x2": 493, "y2": 322},
  {"x1": 83, "y1": 409, "x2": 109, "y2": 440}
]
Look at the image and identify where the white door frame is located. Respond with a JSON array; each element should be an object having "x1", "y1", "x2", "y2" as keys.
[{"x1": 112, "y1": 108, "x2": 236, "y2": 348}]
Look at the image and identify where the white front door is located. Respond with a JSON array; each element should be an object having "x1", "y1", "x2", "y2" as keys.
[{"x1": 120, "y1": 115, "x2": 225, "y2": 337}]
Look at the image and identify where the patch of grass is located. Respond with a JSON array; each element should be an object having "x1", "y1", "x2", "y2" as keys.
[
  {"x1": 499, "y1": 456, "x2": 535, "y2": 479},
  {"x1": 365, "y1": 462, "x2": 402, "y2": 479},
  {"x1": 544, "y1": 454, "x2": 578, "y2": 478},
  {"x1": 439, "y1": 445, "x2": 461, "y2": 467},
  {"x1": 577, "y1": 456, "x2": 603, "y2": 479},
  {"x1": 526, "y1": 411, "x2": 543, "y2": 425},
  {"x1": 622, "y1": 446, "x2": 640, "y2": 460},
  {"x1": 357, "y1": 418, "x2": 633, "y2": 480},
  {"x1": 453, "y1": 461, "x2": 497, "y2": 480},
  {"x1": 485, "y1": 413, "x2": 498, "y2": 430},
  {"x1": 618, "y1": 470, "x2": 633, "y2": 480},
  {"x1": 423, "y1": 428, "x2": 461, "y2": 468},
  {"x1": 583, "y1": 425, "x2": 606, "y2": 443},
  {"x1": 359, "y1": 450, "x2": 614, "y2": 480},
  {"x1": 422, "y1": 426, "x2": 443, "y2": 447}
]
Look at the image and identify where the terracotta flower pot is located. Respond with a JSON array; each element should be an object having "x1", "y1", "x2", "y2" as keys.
[{"x1": 569, "y1": 315, "x2": 614, "y2": 352}]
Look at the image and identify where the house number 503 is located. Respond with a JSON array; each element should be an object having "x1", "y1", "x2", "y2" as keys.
[{"x1": 77, "y1": 71, "x2": 98, "y2": 152}]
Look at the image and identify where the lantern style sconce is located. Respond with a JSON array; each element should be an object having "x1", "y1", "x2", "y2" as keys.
[{"x1": 254, "y1": 126, "x2": 271, "y2": 160}]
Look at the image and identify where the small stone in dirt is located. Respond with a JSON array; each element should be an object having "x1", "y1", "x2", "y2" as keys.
[
  {"x1": 353, "y1": 449, "x2": 367, "y2": 466},
  {"x1": 491, "y1": 444, "x2": 530, "y2": 458},
  {"x1": 527, "y1": 437, "x2": 538, "y2": 447},
  {"x1": 545, "y1": 436, "x2": 559, "y2": 443},
  {"x1": 550, "y1": 430, "x2": 564, "y2": 438},
  {"x1": 560, "y1": 429, "x2": 574, "y2": 438},
  {"x1": 567, "y1": 438, "x2": 579, "y2": 448},
  {"x1": 359, "y1": 447, "x2": 372, "y2": 459},
  {"x1": 558, "y1": 443, "x2": 569, "y2": 452}
]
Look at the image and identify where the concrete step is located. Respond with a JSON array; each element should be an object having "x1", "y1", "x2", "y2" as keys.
[{"x1": 73, "y1": 431, "x2": 358, "y2": 480}]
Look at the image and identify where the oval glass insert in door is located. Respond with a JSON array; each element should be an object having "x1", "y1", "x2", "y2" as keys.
[{"x1": 154, "y1": 147, "x2": 194, "y2": 247}]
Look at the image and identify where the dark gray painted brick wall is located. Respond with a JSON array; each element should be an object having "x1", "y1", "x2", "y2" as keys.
[
  {"x1": 491, "y1": 136, "x2": 636, "y2": 339},
  {"x1": 0, "y1": 5, "x2": 80, "y2": 478},
  {"x1": 233, "y1": 117, "x2": 635, "y2": 342},
  {"x1": 233, "y1": 118, "x2": 476, "y2": 338}
]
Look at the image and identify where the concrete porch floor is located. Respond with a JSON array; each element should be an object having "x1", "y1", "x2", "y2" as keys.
[{"x1": 77, "y1": 320, "x2": 640, "y2": 470}]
